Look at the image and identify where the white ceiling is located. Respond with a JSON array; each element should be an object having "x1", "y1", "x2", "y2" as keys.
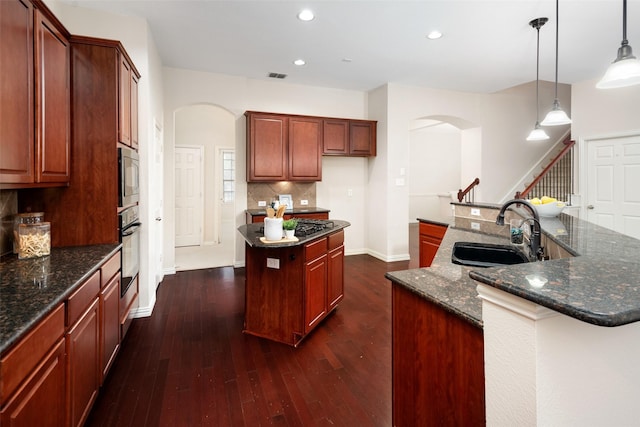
[{"x1": 59, "y1": 0, "x2": 640, "y2": 93}]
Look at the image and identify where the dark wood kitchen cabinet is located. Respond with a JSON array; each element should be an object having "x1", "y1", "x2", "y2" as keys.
[
  {"x1": 66, "y1": 270, "x2": 100, "y2": 427},
  {"x1": 0, "y1": 304, "x2": 66, "y2": 427},
  {"x1": 419, "y1": 221, "x2": 448, "y2": 267},
  {"x1": 322, "y1": 118, "x2": 377, "y2": 157},
  {"x1": 245, "y1": 111, "x2": 322, "y2": 182},
  {"x1": 243, "y1": 229, "x2": 345, "y2": 347},
  {"x1": 19, "y1": 36, "x2": 140, "y2": 247},
  {"x1": 0, "y1": 0, "x2": 70, "y2": 188},
  {"x1": 392, "y1": 283, "x2": 485, "y2": 426},
  {"x1": 99, "y1": 253, "x2": 121, "y2": 383},
  {"x1": 119, "y1": 55, "x2": 139, "y2": 149}
]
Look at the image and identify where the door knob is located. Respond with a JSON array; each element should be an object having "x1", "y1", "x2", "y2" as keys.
[
  {"x1": 587, "y1": 205, "x2": 594, "y2": 210},
  {"x1": 156, "y1": 217, "x2": 162, "y2": 221}
]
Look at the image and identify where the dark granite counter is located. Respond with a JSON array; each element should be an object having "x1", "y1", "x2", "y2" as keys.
[
  {"x1": 389, "y1": 208, "x2": 640, "y2": 328},
  {"x1": 238, "y1": 220, "x2": 350, "y2": 248},
  {"x1": 0, "y1": 244, "x2": 121, "y2": 354},
  {"x1": 417, "y1": 216, "x2": 451, "y2": 228}
]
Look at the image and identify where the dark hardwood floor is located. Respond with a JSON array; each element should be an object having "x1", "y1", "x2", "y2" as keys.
[{"x1": 87, "y1": 227, "x2": 419, "y2": 426}]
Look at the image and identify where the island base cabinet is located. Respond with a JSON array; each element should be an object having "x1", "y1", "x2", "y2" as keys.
[
  {"x1": 0, "y1": 339, "x2": 66, "y2": 427},
  {"x1": 392, "y1": 284, "x2": 485, "y2": 427}
]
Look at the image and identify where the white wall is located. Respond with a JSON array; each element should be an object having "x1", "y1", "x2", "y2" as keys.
[
  {"x1": 162, "y1": 67, "x2": 370, "y2": 269},
  {"x1": 45, "y1": 0, "x2": 165, "y2": 317}
]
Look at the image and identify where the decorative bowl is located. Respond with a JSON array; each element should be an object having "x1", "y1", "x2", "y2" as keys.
[{"x1": 528, "y1": 200, "x2": 566, "y2": 217}]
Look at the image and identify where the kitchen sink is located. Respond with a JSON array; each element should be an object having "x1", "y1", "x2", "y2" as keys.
[{"x1": 451, "y1": 241, "x2": 531, "y2": 268}]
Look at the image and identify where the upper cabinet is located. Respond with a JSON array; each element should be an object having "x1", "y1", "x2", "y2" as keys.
[
  {"x1": 246, "y1": 111, "x2": 376, "y2": 182},
  {"x1": 246, "y1": 111, "x2": 322, "y2": 182},
  {"x1": 322, "y1": 118, "x2": 377, "y2": 157},
  {"x1": 0, "y1": 0, "x2": 70, "y2": 188},
  {"x1": 118, "y1": 54, "x2": 139, "y2": 149}
]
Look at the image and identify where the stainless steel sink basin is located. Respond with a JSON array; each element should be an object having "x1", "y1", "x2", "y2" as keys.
[{"x1": 451, "y1": 241, "x2": 530, "y2": 268}]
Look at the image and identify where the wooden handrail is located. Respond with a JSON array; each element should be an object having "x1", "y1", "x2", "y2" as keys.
[
  {"x1": 457, "y1": 178, "x2": 480, "y2": 202},
  {"x1": 516, "y1": 136, "x2": 575, "y2": 199}
]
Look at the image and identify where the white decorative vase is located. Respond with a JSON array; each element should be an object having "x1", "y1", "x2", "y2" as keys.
[{"x1": 264, "y1": 217, "x2": 283, "y2": 241}]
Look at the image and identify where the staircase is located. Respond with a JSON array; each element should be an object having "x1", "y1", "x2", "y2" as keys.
[{"x1": 515, "y1": 135, "x2": 575, "y2": 202}]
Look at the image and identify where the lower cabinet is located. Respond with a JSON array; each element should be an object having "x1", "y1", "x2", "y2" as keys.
[
  {"x1": 419, "y1": 221, "x2": 448, "y2": 267},
  {"x1": 0, "y1": 250, "x2": 122, "y2": 427},
  {"x1": 392, "y1": 283, "x2": 485, "y2": 426},
  {"x1": 244, "y1": 229, "x2": 345, "y2": 347}
]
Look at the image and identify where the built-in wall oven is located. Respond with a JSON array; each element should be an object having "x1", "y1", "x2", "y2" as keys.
[
  {"x1": 118, "y1": 147, "x2": 140, "y2": 207},
  {"x1": 119, "y1": 206, "x2": 141, "y2": 297}
]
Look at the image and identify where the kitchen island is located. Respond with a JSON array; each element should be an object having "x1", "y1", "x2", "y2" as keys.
[
  {"x1": 237, "y1": 220, "x2": 350, "y2": 347},
  {"x1": 387, "y1": 204, "x2": 640, "y2": 426}
]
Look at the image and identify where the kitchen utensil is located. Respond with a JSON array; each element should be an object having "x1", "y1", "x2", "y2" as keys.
[
  {"x1": 276, "y1": 205, "x2": 286, "y2": 218},
  {"x1": 266, "y1": 207, "x2": 275, "y2": 218}
]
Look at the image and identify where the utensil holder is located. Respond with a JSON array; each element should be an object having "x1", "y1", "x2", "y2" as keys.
[{"x1": 264, "y1": 217, "x2": 283, "y2": 241}]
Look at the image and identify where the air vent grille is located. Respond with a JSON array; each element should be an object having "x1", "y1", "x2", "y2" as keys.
[{"x1": 268, "y1": 72, "x2": 287, "y2": 79}]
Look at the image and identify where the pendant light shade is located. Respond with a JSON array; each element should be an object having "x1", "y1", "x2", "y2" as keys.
[
  {"x1": 542, "y1": 0, "x2": 571, "y2": 126},
  {"x1": 597, "y1": 0, "x2": 640, "y2": 89},
  {"x1": 527, "y1": 18, "x2": 550, "y2": 141}
]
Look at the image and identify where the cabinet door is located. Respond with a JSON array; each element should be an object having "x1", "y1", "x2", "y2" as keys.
[
  {"x1": 130, "y1": 73, "x2": 139, "y2": 149},
  {"x1": 304, "y1": 254, "x2": 327, "y2": 334},
  {"x1": 0, "y1": 0, "x2": 34, "y2": 184},
  {"x1": 247, "y1": 113, "x2": 288, "y2": 181},
  {"x1": 67, "y1": 298, "x2": 100, "y2": 427},
  {"x1": 418, "y1": 222, "x2": 447, "y2": 267},
  {"x1": 349, "y1": 121, "x2": 376, "y2": 156},
  {"x1": 0, "y1": 339, "x2": 66, "y2": 427},
  {"x1": 100, "y1": 274, "x2": 120, "y2": 383},
  {"x1": 118, "y1": 56, "x2": 132, "y2": 146},
  {"x1": 289, "y1": 116, "x2": 322, "y2": 181},
  {"x1": 322, "y1": 119, "x2": 349, "y2": 155},
  {"x1": 327, "y1": 245, "x2": 344, "y2": 310},
  {"x1": 34, "y1": 9, "x2": 70, "y2": 183}
]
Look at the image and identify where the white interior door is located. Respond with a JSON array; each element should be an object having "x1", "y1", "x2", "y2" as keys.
[
  {"x1": 175, "y1": 146, "x2": 203, "y2": 247},
  {"x1": 587, "y1": 134, "x2": 640, "y2": 239}
]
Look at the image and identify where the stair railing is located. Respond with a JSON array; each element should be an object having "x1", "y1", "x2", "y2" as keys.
[
  {"x1": 515, "y1": 137, "x2": 575, "y2": 200},
  {"x1": 457, "y1": 178, "x2": 480, "y2": 203}
]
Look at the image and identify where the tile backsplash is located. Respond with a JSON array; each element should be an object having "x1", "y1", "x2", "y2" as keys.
[
  {"x1": 0, "y1": 190, "x2": 18, "y2": 256},
  {"x1": 247, "y1": 182, "x2": 316, "y2": 210}
]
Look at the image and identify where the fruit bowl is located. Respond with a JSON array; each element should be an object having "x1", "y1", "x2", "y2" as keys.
[{"x1": 527, "y1": 199, "x2": 566, "y2": 217}]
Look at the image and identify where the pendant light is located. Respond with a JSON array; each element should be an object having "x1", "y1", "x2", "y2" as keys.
[
  {"x1": 527, "y1": 17, "x2": 550, "y2": 141},
  {"x1": 541, "y1": 0, "x2": 571, "y2": 126},
  {"x1": 596, "y1": 0, "x2": 640, "y2": 89}
]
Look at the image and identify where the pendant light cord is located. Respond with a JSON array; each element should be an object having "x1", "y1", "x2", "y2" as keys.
[
  {"x1": 622, "y1": 0, "x2": 628, "y2": 46},
  {"x1": 536, "y1": 24, "x2": 541, "y2": 122},
  {"x1": 554, "y1": 0, "x2": 559, "y2": 100}
]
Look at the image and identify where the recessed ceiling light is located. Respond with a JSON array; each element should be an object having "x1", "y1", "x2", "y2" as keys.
[
  {"x1": 297, "y1": 9, "x2": 315, "y2": 21},
  {"x1": 293, "y1": 59, "x2": 306, "y2": 66},
  {"x1": 427, "y1": 30, "x2": 443, "y2": 40}
]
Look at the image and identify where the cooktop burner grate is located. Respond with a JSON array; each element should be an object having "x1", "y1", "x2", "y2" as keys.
[{"x1": 258, "y1": 219, "x2": 334, "y2": 237}]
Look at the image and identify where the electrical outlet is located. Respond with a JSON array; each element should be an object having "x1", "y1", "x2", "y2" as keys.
[
  {"x1": 471, "y1": 208, "x2": 481, "y2": 216},
  {"x1": 300, "y1": 199, "x2": 308, "y2": 205},
  {"x1": 471, "y1": 222, "x2": 481, "y2": 230},
  {"x1": 266, "y1": 258, "x2": 280, "y2": 269},
  {"x1": 258, "y1": 201, "x2": 267, "y2": 207}
]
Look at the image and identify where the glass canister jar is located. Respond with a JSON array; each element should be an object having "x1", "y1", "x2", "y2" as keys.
[
  {"x1": 13, "y1": 212, "x2": 45, "y2": 254},
  {"x1": 18, "y1": 222, "x2": 51, "y2": 259}
]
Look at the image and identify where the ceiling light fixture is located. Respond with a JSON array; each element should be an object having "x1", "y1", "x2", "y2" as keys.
[
  {"x1": 541, "y1": 0, "x2": 571, "y2": 126},
  {"x1": 293, "y1": 59, "x2": 306, "y2": 66},
  {"x1": 527, "y1": 17, "x2": 550, "y2": 141},
  {"x1": 297, "y1": 9, "x2": 314, "y2": 22},
  {"x1": 596, "y1": 0, "x2": 640, "y2": 89},
  {"x1": 427, "y1": 30, "x2": 443, "y2": 40}
]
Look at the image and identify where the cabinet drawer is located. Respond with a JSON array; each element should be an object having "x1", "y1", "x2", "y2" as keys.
[
  {"x1": 305, "y1": 237, "x2": 327, "y2": 262},
  {"x1": 101, "y1": 251, "x2": 121, "y2": 287},
  {"x1": 67, "y1": 270, "x2": 100, "y2": 327},
  {"x1": 328, "y1": 230, "x2": 344, "y2": 250},
  {"x1": 419, "y1": 222, "x2": 448, "y2": 239},
  {"x1": 0, "y1": 303, "x2": 65, "y2": 404}
]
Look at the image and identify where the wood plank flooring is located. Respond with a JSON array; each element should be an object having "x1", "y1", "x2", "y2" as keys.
[{"x1": 86, "y1": 235, "x2": 417, "y2": 426}]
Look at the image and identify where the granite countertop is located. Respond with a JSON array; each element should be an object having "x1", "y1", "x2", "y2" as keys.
[
  {"x1": 389, "y1": 209, "x2": 640, "y2": 328},
  {"x1": 238, "y1": 220, "x2": 350, "y2": 248},
  {"x1": 246, "y1": 207, "x2": 330, "y2": 216},
  {"x1": 0, "y1": 244, "x2": 121, "y2": 354}
]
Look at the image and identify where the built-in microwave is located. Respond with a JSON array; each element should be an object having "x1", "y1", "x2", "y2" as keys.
[{"x1": 118, "y1": 146, "x2": 139, "y2": 207}]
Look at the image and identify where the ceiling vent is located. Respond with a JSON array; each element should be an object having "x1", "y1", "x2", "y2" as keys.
[{"x1": 268, "y1": 72, "x2": 287, "y2": 79}]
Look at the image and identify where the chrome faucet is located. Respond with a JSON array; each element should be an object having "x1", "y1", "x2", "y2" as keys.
[{"x1": 496, "y1": 199, "x2": 544, "y2": 260}]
